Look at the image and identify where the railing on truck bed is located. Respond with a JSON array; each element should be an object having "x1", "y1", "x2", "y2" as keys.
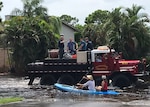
[{"x1": 27, "y1": 59, "x2": 91, "y2": 73}]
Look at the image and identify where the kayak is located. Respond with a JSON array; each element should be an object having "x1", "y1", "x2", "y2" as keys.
[{"x1": 54, "y1": 83, "x2": 119, "y2": 95}]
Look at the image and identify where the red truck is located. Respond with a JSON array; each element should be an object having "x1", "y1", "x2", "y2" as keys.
[{"x1": 27, "y1": 46, "x2": 145, "y2": 88}]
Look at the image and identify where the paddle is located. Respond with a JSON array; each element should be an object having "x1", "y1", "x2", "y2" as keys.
[
  {"x1": 73, "y1": 71, "x2": 90, "y2": 90},
  {"x1": 75, "y1": 70, "x2": 93, "y2": 90},
  {"x1": 78, "y1": 76, "x2": 86, "y2": 84},
  {"x1": 77, "y1": 70, "x2": 91, "y2": 84}
]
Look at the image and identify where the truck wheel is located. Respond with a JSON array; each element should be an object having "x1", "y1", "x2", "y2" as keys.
[
  {"x1": 57, "y1": 75, "x2": 74, "y2": 85},
  {"x1": 40, "y1": 75, "x2": 56, "y2": 85},
  {"x1": 94, "y1": 77, "x2": 102, "y2": 86},
  {"x1": 112, "y1": 74, "x2": 131, "y2": 89}
]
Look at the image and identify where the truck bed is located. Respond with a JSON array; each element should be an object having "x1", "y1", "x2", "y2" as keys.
[{"x1": 27, "y1": 58, "x2": 91, "y2": 74}]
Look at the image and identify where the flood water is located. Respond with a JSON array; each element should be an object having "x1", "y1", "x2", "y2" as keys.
[{"x1": 0, "y1": 74, "x2": 150, "y2": 107}]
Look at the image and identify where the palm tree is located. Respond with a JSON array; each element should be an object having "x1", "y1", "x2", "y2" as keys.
[
  {"x1": 60, "y1": 15, "x2": 79, "y2": 26},
  {"x1": 83, "y1": 10, "x2": 110, "y2": 48},
  {"x1": 10, "y1": 0, "x2": 61, "y2": 48},
  {"x1": 11, "y1": 0, "x2": 47, "y2": 18},
  {"x1": 106, "y1": 7, "x2": 127, "y2": 55},
  {"x1": 107, "y1": 5, "x2": 150, "y2": 59},
  {"x1": 5, "y1": 16, "x2": 54, "y2": 73},
  {"x1": 0, "y1": 1, "x2": 3, "y2": 11},
  {"x1": 123, "y1": 4, "x2": 150, "y2": 58},
  {"x1": 5, "y1": 0, "x2": 61, "y2": 74}
]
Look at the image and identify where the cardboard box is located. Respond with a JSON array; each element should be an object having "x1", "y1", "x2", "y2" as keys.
[{"x1": 77, "y1": 51, "x2": 87, "y2": 63}]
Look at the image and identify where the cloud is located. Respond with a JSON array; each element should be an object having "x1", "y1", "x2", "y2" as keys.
[
  {"x1": 0, "y1": 0, "x2": 150, "y2": 24},
  {"x1": 0, "y1": 0, "x2": 22, "y2": 20},
  {"x1": 43, "y1": 0, "x2": 150, "y2": 24}
]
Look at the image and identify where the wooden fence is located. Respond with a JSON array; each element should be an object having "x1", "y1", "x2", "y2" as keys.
[{"x1": 0, "y1": 48, "x2": 9, "y2": 72}]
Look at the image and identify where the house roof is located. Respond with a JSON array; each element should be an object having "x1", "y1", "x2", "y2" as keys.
[{"x1": 62, "y1": 21, "x2": 78, "y2": 32}]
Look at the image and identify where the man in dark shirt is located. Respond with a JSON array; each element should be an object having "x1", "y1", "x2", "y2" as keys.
[
  {"x1": 78, "y1": 38, "x2": 86, "y2": 51},
  {"x1": 58, "y1": 35, "x2": 65, "y2": 59},
  {"x1": 85, "y1": 37, "x2": 93, "y2": 51}
]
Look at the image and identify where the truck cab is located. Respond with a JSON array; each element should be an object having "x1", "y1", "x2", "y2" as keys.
[
  {"x1": 91, "y1": 48, "x2": 116, "y2": 75},
  {"x1": 89, "y1": 46, "x2": 141, "y2": 88}
]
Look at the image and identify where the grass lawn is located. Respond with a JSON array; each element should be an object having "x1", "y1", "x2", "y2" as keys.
[{"x1": 0, "y1": 97, "x2": 23, "y2": 105}]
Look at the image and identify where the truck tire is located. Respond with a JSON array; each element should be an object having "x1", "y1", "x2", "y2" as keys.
[
  {"x1": 57, "y1": 74, "x2": 74, "y2": 85},
  {"x1": 40, "y1": 75, "x2": 56, "y2": 85},
  {"x1": 112, "y1": 74, "x2": 131, "y2": 89},
  {"x1": 94, "y1": 77, "x2": 102, "y2": 86}
]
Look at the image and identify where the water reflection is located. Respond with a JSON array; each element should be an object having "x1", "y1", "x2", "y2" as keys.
[{"x1": 1, "y1": 99, "x2": 150, "y2": 107}]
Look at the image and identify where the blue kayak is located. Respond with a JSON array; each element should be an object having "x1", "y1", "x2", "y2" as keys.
[{"x1": 54, "y1": 83, "x2": 119, "y2": 95}]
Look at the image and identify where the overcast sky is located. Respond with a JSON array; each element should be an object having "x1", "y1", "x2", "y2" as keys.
[{"x1": 0, "y1": 0, "x2": 150, "y2": 24}]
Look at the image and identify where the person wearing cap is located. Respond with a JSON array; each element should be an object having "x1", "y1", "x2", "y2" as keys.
[
  {"x1": 77, "y1": 75, "x2": 95, "y2": 91},
  {"x1": 95, "y1": 75, "x2": 108, "y2": 91}
]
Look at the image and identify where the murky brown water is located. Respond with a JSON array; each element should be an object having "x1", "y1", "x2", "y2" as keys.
[{"x1": 0, "y1": 75, "x2": 149, "y2": 107}]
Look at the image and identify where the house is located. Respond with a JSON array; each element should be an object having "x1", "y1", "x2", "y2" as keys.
[{"x1": 60, "y1": 22, "x2": 78, "y2": 50}]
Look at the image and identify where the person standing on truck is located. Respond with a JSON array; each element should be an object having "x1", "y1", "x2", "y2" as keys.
[
  {"x1": 85, "y1": 37, "x2": 93, "y2": 51},
  {"x1": 95, "y1": 75, "x2": 108, "y2": 91},
  {"x1": 67, "y1": 38, "x2": 76, "y2": 55},
  {"x1": 78, "y1": 38, "x2": 86, "y2": 51},
  {"x1": 77, "y1": 75, "x2": 95, "y2": 91},
  {"x1": 58, "y1": 35, "x2": 65, "y2": 59},
  {"x1": 138, "y1": 58, "x2": 147, "y2": 74}
]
